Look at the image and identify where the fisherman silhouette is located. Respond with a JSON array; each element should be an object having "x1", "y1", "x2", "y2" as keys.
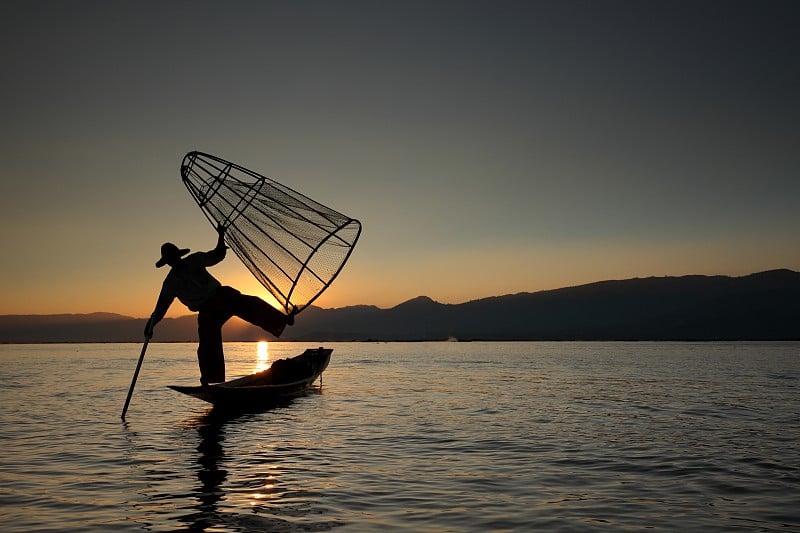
[{"x1": 145, "y1": 225, "x2": 296, "y2": 385}]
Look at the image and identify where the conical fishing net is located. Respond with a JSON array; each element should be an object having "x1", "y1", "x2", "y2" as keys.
[{"x1": 180, "y1": 151, "x2": 361, "y2": 314}]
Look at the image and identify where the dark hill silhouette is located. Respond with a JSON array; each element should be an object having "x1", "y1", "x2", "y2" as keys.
[
  {"x1": 1, "y1": 270, "x2": 798, "y2": 342},
  {"x1": 285, "y1": 269, "x2": 799, "y2": 341}
]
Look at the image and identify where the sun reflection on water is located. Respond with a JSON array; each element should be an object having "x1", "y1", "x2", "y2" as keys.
[{"x1": 254, "y1": 341, "x2": 270, "y2": 373}]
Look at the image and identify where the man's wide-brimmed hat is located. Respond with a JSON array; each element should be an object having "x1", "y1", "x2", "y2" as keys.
[{"x1": 156, "y1": 242, "x2": 189, "y2": 267}]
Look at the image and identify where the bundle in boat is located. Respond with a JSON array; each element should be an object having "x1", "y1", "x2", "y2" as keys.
[{"x1": 180, "y1": 151, "x2": 361, "y2": 314}]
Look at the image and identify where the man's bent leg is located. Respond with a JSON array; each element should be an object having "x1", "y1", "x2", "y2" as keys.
[
  {"x1": 230, "y1": 291, "x2": 289, "y2": 337},
  {"x1": 197, "y1": 311, "x2": 226, "y2": 384}
]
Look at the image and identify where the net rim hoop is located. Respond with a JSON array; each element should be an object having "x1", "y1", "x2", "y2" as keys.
[{"x1": 286, "y1": 218, "x2": 362, "y2": 312}]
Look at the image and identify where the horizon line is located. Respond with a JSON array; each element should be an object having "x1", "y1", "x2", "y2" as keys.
[{"x1": 1, "y1": 267, "x2": 796, "y2": 319}]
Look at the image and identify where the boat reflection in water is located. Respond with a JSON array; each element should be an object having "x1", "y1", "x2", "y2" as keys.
[
  {"x1": 188, "y1": 412, "x2": 228, "y2": 530},
  {"x1": 181, "y1": 396, "x2": 337, "y2": 532}
]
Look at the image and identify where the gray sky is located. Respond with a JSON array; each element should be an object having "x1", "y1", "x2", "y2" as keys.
[{"x1": 1, "y1": 0, "x2": 798, "y2": 316}]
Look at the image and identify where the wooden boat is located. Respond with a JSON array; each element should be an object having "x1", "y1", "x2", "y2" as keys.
[{"x1": 168, "y1": 347, "x2": 332, "y2": 408}]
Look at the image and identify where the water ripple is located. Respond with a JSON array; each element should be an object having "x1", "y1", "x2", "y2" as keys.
[{"x1": 1, "y1": 342, "x2": 799, "y2": 531}]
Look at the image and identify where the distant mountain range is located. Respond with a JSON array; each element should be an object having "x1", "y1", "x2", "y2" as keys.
[{"x1": 1, "y1": 269, "x2": 798, "y2": 343}]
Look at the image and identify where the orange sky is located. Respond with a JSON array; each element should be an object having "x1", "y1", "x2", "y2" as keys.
[
  {"x1": 1, "y1": 2, "x2": 798, "y2": 318},
  {"x1": 3, "y1": 232, "x2": 797, "y2": 318}
]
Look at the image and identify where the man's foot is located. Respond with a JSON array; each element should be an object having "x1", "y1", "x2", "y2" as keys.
[
  {"x1": 286, "y1": 305, "x2": 298, "y2": 326},
  {"x1": 269, "y1": 306, "x2": 297, "y2": 339}
]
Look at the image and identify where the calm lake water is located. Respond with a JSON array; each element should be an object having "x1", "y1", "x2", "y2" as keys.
[{"x1": 0, "y1": 341, "x2": 798, "y2": 532}]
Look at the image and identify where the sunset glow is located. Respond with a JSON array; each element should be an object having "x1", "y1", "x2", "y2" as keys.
[
  {"x1": 1, "y1": 4, "x2": 798, "y2": 531},
  {"x1": 254, "y1": 341, "x2": 270, "y2": 373},
  {"x1": 0, "y1": 2, "x2": 797, "y2": 318}
]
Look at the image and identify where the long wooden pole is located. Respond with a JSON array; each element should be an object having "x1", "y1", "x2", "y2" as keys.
[{"x1": 121, "y1": 338, "x2": 149, "y2": 419}]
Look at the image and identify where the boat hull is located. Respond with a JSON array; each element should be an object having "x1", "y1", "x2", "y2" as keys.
[{"x1": 168, "y1": 347, "x2": 331, "y2": 408}]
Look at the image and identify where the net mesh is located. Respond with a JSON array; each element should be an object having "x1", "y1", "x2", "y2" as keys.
[{"x1": 180, "y1": 151, "x2": 361, "y2": 314}]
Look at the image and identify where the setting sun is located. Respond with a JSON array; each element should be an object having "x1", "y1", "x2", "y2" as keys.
[{"x1": 255, "y1": 341, "x2": 270, "y2": 373}]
